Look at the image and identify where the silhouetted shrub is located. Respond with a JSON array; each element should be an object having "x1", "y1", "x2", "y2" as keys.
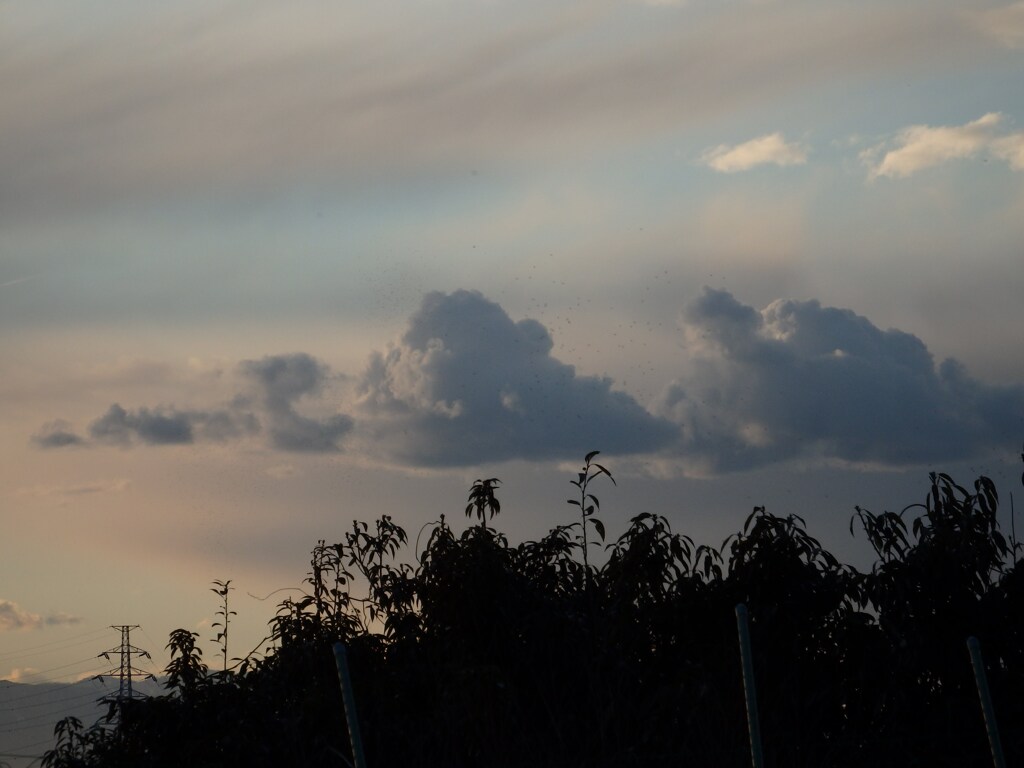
[{"x1": 47, "y1": 456, "x2": 1024, "y2": 768}]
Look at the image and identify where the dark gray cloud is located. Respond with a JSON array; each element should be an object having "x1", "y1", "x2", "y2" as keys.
[
  {"x1": 89, "y1": 403, "x2": 259, "y2": 447},
  {"x1": 31, "y1": 420, "x2": 87, "y2": 449},
  {"x1": 356, "y1": 290, "x2": 677, "y2": 466},
  {"x1": 240, "y1": 353, "x2": 353, "y2": 452},
  {"x1": 657, "y1": 288, "x2": 1024, "y2": 473}
]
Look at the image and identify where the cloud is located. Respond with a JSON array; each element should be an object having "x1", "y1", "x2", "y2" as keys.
[
  {"x1": 89, "y1": 403, "x2": 258, "y2": 446},
  {"x1": 701, "y1": 132, "x2": 808, "y2": 172},
  {"x1": 0, "y1": 601, "x2": 41, "y2": 632},
  {"x1": 861, "y1": 113, "x2": 1017, "y2": 178},
  {"x1": 16, "y1": 479, "x2": 131, "y2": 499},
  {"x1": 37, "y1": 353, "x2": 352, "y2": 454},
  {"x1": 975, "y1": 2, "x2": 1024, "y2": 48},
  {"x1": 0, "y1": 600, "x2": 81, "y2": 632},
  {"x1": 15, "y1": 479, "x2": 131, "y2": 510},
  {"x1": 6, "y1": 667, "x2": 42, "y2": 682},
  {"x1": 265, "y1": 464, "x2": 301, "y2": 479},
  {"x1": 356, "y1": 290, "x2": 677, "y2": 466},
  {"x1": 240, "y1": 353, "x2": 353, "y2": 452},
  {"x1": 31, "y1": 419, "x2": 87, "y2": 449},
  {"x1": 656, "y1": 288, "x2": 1024, "y2": 474},
  {"x1": 1, "y1": 2, "x2": 985, "y2": 217},
  {"x1": 991, "y1": 132, "x2": 1024, "y2": 170}
]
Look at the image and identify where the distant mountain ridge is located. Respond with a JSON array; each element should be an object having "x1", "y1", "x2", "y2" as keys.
[{"x1": 0, "y1": 677, "x2": 165, "y2": 768}]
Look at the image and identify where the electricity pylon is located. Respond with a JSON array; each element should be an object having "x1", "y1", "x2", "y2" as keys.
[{"x1": 96, "y1": 625, "x2": 154, "y2": 724}]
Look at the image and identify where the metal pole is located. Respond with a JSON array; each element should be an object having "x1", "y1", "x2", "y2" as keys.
[
  {"x1": 967, "y1": 636, "x2": 1006, "y2": 768},
  {"x1": 735, "y1": 604, "x2": 764, "y2": 768},
  {"x1": 333, "y1": 643, "x2": 369, "y2": 768}
]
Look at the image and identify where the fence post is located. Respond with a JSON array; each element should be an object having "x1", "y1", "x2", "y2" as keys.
[
  {"x1": 735, "y1": 604, "x2": 764, "y2": 768},
  {"x1": 967, "y1": 636, "x2": 1006, "y2": 768},
  {"x1": 333, "y1": 642, "x2": 369, "y2": 768}
]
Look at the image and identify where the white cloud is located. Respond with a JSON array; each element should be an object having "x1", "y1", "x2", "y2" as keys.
[
  {"x1": 862, "y1": 113, "x2": 1005, "y2": 178},
  {"x1": 701, "y1": 132, "x2": 809, "y2": 172}
]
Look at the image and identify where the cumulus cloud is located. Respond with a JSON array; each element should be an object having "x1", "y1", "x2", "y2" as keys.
[
  {"x1": 89, "y1": 403, "x2": 258, "y2": 446},
  {"x1": 240, "y1": 353, "x2": 353, "y2": 452},
  {"x1": 31, "y1": 419, "x2": 87, "y2": 449},
  {"x1": 36, "y1": 353, "x2": 353, "y2": 454},
  {"x1": 656, "y1": 288, "x2": 1024, "y2": 473},
  {"x1": 861, "y1": 113, "x2": 1024, "y2": 178},
  {"x1": 701, "y1": 132, "x2": 809, "y2": 172},
  {"x1": 356, "y1": 290, "x2": 677, "y2": 466},
  {"x1": 0, "y1": 600, "x2": 81, "y2": 632}
]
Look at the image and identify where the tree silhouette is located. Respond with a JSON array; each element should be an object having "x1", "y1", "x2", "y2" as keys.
[{"x1": 51, "y1": 453, "x2": 1024, "y2": 768}]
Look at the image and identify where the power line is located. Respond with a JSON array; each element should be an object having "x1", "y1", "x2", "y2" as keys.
[
  {"x1": 0, "y1": 628, "x2": 112, "y2": 663},
  {"x1": 1, "y1": 657, "x2": 104, "y2": 684},
  {"x1": 2, "y1": 687, "x2": 104, "y2": 712},
  {"x1": 0, "y1": 708, "x2": 94, "y2": 732},
  {"x1": 0, "y1": 679, "x2": 94, "y2": 705}
]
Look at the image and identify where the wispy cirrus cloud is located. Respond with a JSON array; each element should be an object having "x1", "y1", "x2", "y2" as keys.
[
  {"x1": 14, "y1": 479, "x2": 131, "y2": 509},
  {"x1": 701, "y1": 132, "x2": 809, "y2": 173},
  {"x1": 1, "y1": 1, "x2": 988, "y2": 218},
  {"x1": 974, "y1": 1, "x2": 1024, "y2": 48},
  {"x1": 861, "y1": 112, "x2": 1024, "y2": 178}
]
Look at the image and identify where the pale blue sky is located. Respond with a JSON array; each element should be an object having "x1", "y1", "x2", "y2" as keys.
[{"x1": 2, "y1": 0, "x2": 1024, "y2": 691}]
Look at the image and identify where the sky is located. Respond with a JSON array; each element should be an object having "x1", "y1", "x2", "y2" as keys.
[{"x1": 2, "y1": 0, "x2": 1024, "y2": 694}]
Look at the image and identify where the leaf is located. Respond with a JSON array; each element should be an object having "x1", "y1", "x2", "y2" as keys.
[
  {"x1": 595, "y1": 466, "x2": 617, "y2": 487},
  {"x1": 590, "y1": 518, "x2": 606, "y2": 541},
  {"x1": 585, "y1": 450, "x2": 601, "y2": 463}
]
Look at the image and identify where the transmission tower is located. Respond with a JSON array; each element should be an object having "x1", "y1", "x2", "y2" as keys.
[{"x1": 97, "y1": 625, "x2": 154, "y2": 724}]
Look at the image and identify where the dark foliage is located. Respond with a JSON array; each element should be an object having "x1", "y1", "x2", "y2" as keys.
[{"x1": 45, "y1": 456, "x2": 1024, "y2": 767}]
